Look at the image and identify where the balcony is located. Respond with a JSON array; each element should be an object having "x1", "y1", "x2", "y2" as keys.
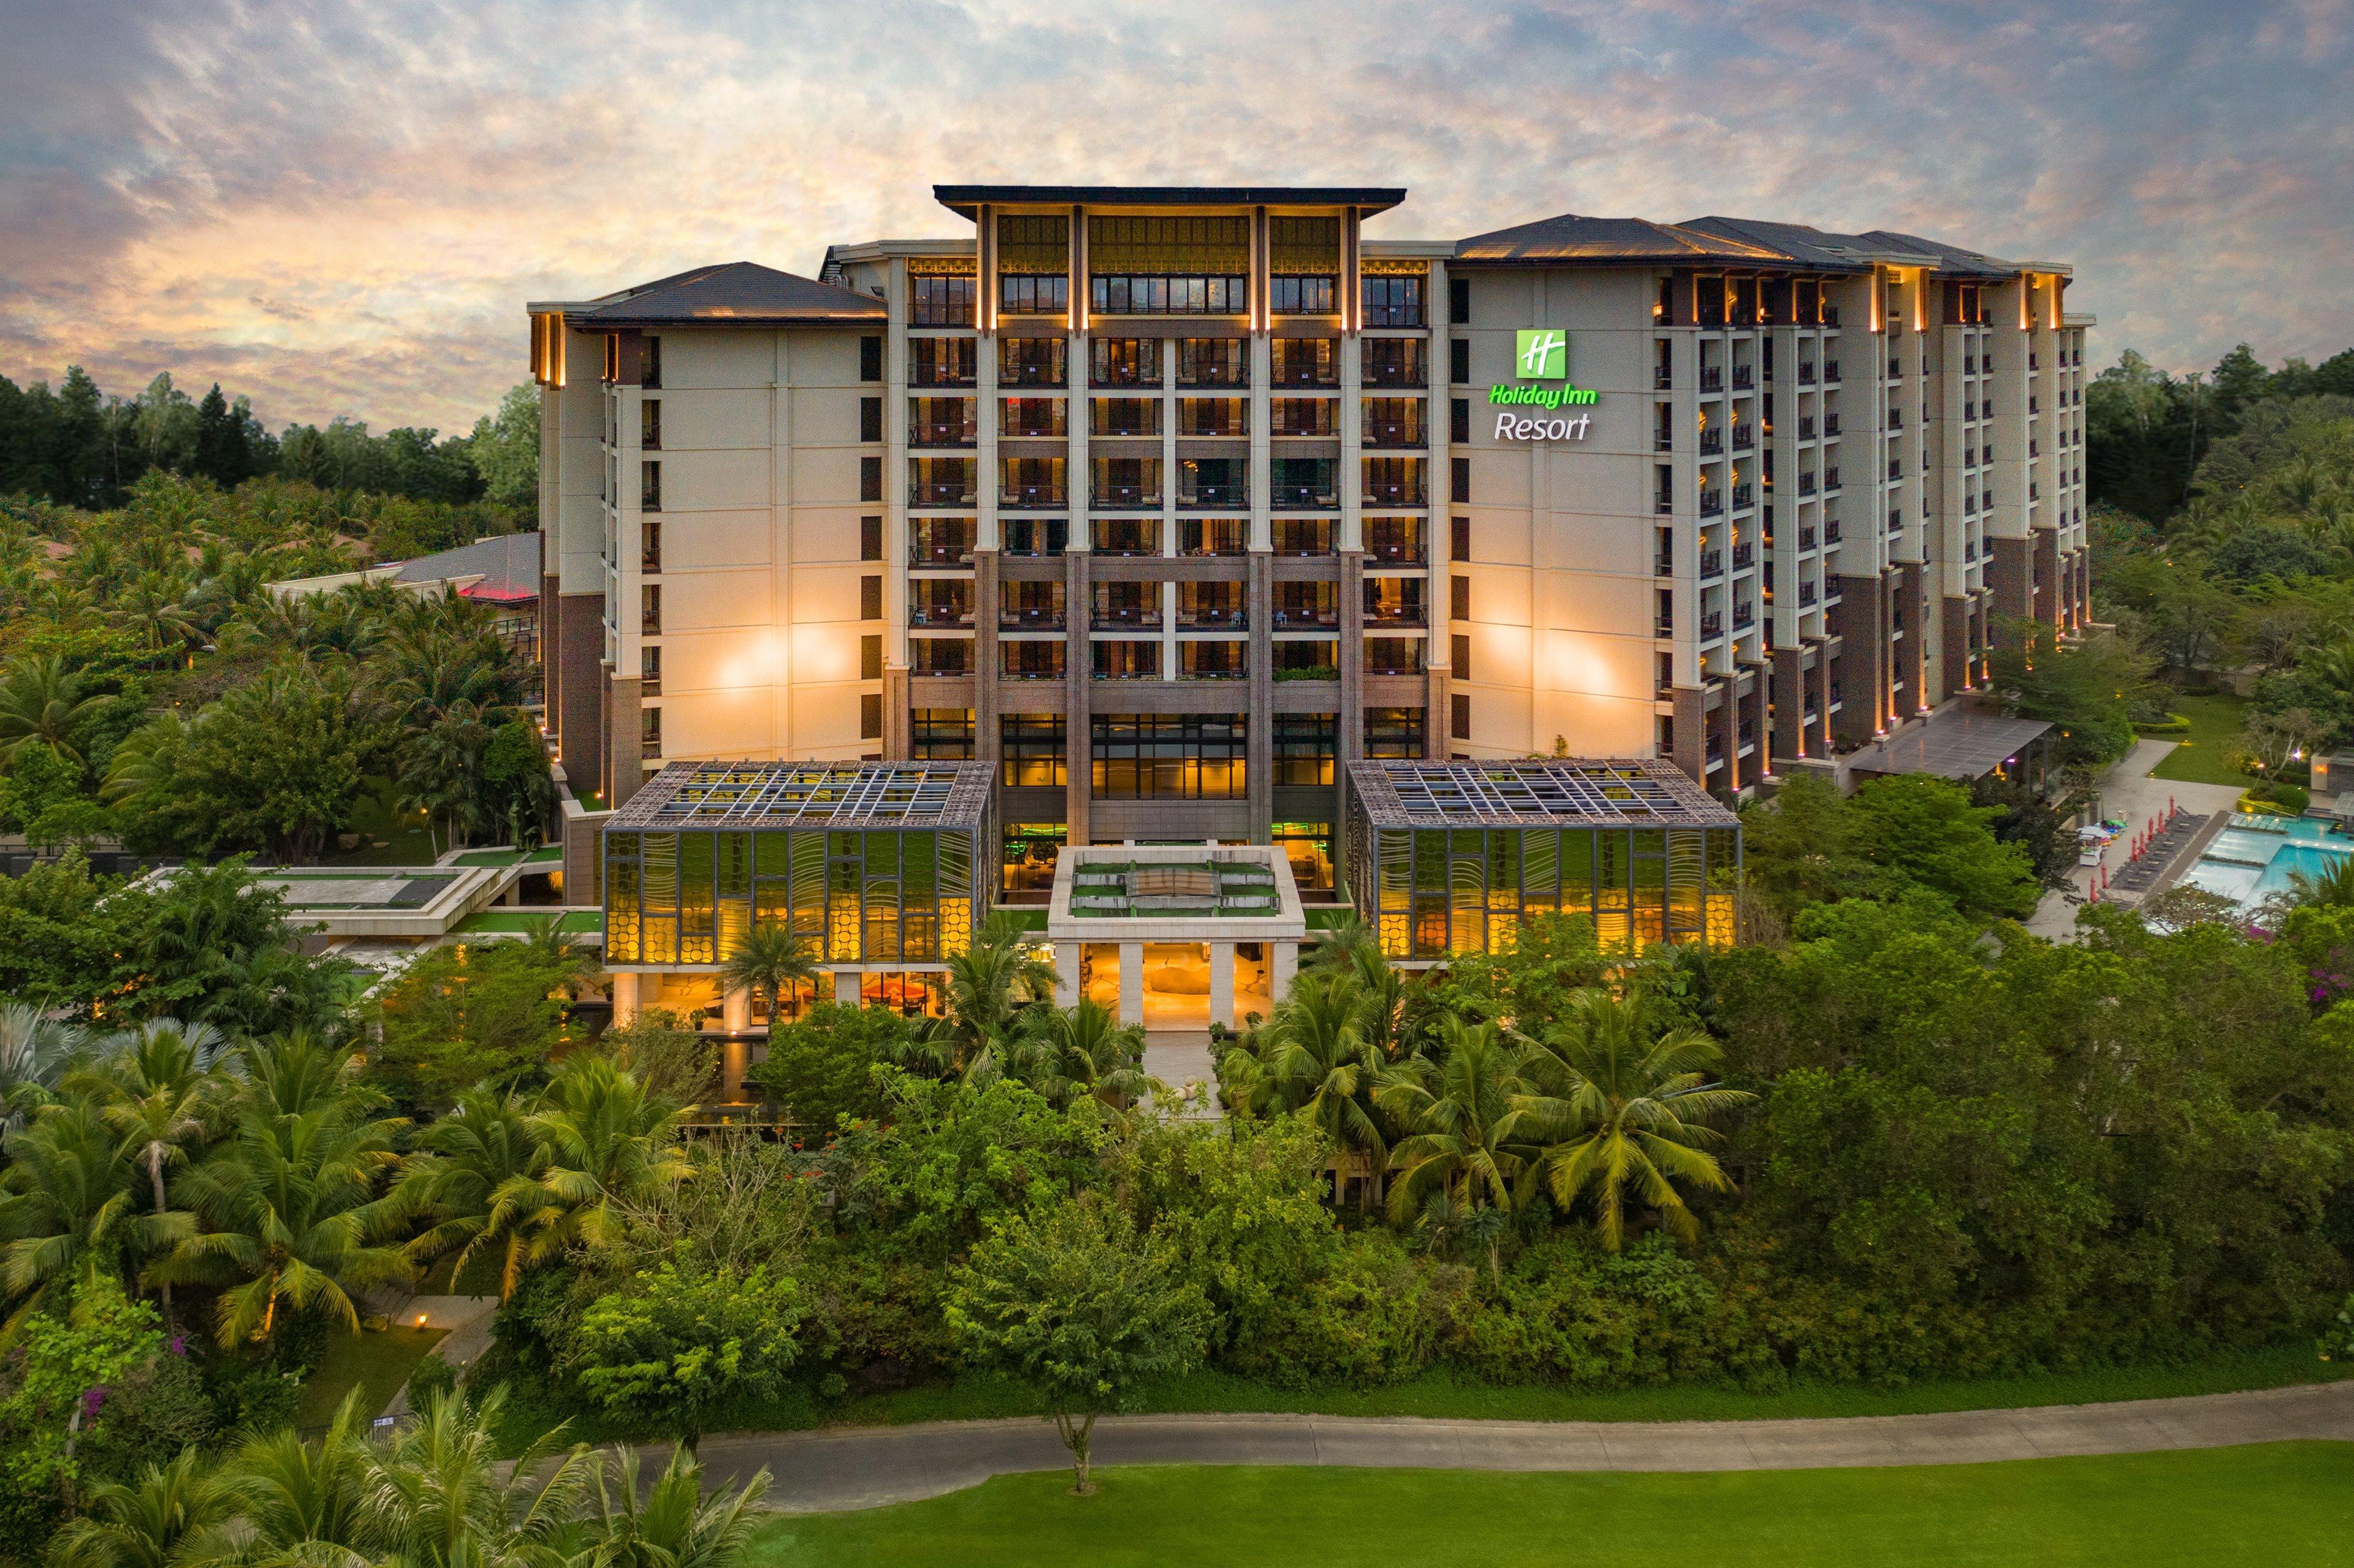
[
  {"x1": 908, "y1": 592, "x2": 972, "y2": 630},
  {"x1": 1799, "y1": 417, "x2": 1816, "y2": 440},
  {"x1": 1177, "y1": 643, "x2": 1248, "y2": 681},
  {"x1": 1798, "y1": 583, "x2": 1816, "y2": 606},
  {"x1": 1000, "y1": 482, "x2": 1067, "y2": 510},
  {"x1": 1270, "y1": 482, "x2": 1339, "y2": 511},
  {"x1": 1363, "y1": 638, "x2": 1425, "y2": 677},
  {"x1": 1799, "y1": 527, "x2": 1817, "y2": 550},
  {"x1": 1732, "y1": 365, "x2": 1754, "y2": 390},
  {"x1": 1732, "y1": 482, "x2": 1754, "y2": 509},
  {"x1": 910, "y1": 480, "x2": 977, "y2": 506},
  {"x1": 1824, "y1": 520, "x2": 1842, "y2": 543},
  {"x1": 1091, "y1": 605, "x2": 1162, "y2": 632},
  {"x1": 1362, "y1": 474, "x2": 1426, "y2": 508},
  {"x1": 1732, "y1": 542, "x2": 1754, "y2": 569},
  {"x1": 1000, "y1": 398, "x2": 1067, "y2": 436},
  {"x1": 1823, "y1": 360, "x2": 1840, "y2": 384},
  {"x1": 1002, "y1": 518, "x2": 1068, "y2": 558},
  {"x1": 909, "y1": 541, "x2": 975, "y2": 569},
  {"x1": 1733, "y1": 606, "x2": 1754, "y2": 629},
  {"x1": 909, "y1": 641, "x2": 970, "y2": 677},
  {"x1": 1178, "y1": 605, "x2": 1247, "y2": 631},
  {"x1": 1364, "y1": 519, "x2": 1426, "y2": 565},
  {"x1": 1655, "y1": 364, "x2": 1674, "y2": 390},
  {"x1": 1824, "y1": 413, "x2": 1841, "y2": 436},
  {"x1": 1000, "y1": 606, "x2": 1065, "y2": 633},
  {"x1": 1091, "y1": 481, "x2": 1162, "y2": 509},
  {"x1": 1178, "y1": 479, "x2": 1249, "y2": 510},
  {"x1": 910, "y1": 416, "x2": 976, "y2": 448},
  {"x1": 1092, "y1": 643, "x2": 1162, "y2": 681},
  {"x1": 1363, "y1": 586, "x2": 1427, "y2": 628},
  {"x1": 1698, "y1": 428, "x2": 1724, "y2": 456},
  {"x1": 1091, "y1": 519, "x2": 1160, "y2": 556},
  {"x1": 1269, "y1": 400, "x2": 1336, "y2": 437},
  {"x1": 1798, "y1": 363, "x2": 1818, "y2": 386},
  {"x1": 1654, "y1": 428, "x2": 1674, "y2": 453},
  {"x1": 1699, "y1": 550, "x2": 1724, "y2": 579},
  {"x1": 1655, "y1": 552, "x2": 1674, "y2": 577},
  {"x1": 1732, "y1": 425, "x2": 1754, "y2": 451},
  {"x1": 1799, "y1": 473, "x2": 1818, "y2": 497},
  {"x1": 1181, "y1": 518, "x2": 1247, "y2": 557},
  {"x1": 1700, "y1": 614, "x2": 1724, "y2": 641},
  {"x1": 1655, "y1": 494, "x2": 1674, "y2": 516},
  {"x1": 1273, "y1": 518, "x2": 1335, "y2": 556},
  {"x1": 1699, "y1": 489, "x2": 1724, "y2": 517},
  {"x1": 1271, "y1": 602, "x2": 1338, "y2": 630},
  {"x1": 1363, "y1": 415, "x2": 1427, "y2": 449},
  {"x1": 1699, "y1": 365, "x2": 1724, "y2": 393},
  {"x1": 1824, "y1": 466, "x2": 1842, "y2": 490},
  {"x1": 1655, "y1": 616, "x2": 1675, "y2": 639},
  {"x1": 999, "y1": 644, "x2": 1065, "y2": 681}
]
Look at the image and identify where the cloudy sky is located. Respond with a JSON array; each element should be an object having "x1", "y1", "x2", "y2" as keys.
[{"x1": 2, "y1": 0, "x2": 2348, "y2": 433}]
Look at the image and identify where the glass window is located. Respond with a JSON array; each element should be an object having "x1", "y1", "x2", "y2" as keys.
[
  {"x1": 1274, "y1": 714, "x2": 1336, "y2": 785},
  {"x1": 1364, "y1": 707, "x2": 1425, "y2": 758},
  {"x1": 1273, "y1": 821, "x2": 1334, "y2": 890},
  {"x1": 1000, "y1": 715, "x2": 1067, "y2": 788},
  {"x1": 912, "y1": 709, "x2": 975, "y2": 759},
  {"x1": 1091, "y1": 714, "x2": 1246, "y2": 799}
]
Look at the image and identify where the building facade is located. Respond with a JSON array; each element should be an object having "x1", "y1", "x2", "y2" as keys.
[{"x1": 531, "y1": 185, "x2": 2089, "y2": 895}]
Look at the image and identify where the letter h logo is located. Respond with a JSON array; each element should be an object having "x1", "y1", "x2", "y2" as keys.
[{"x1": 1515, "y1": 329, "x2": 1566, "y2": 380}]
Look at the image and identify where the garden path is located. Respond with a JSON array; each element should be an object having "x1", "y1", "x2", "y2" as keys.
[{"x1": 681, "y1": 1380, "x2": 2354, "y2": 1512}]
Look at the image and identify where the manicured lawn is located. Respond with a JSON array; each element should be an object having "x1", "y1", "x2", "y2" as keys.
[
  {"x1": 745, "y1": 1445, "x2": 2354, "y2": 1567},
  {"x1": 2149, "y1": 692, "x2": 2255, "y2": 786},
  {"x1": 295, "y1": 1326, "x2": 448, "y2": 1425}
]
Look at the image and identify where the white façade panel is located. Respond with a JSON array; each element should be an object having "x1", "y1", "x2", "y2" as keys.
[
  {"x1": 660, "y1": 447, "x2": 769, "y2": 511},
  {"x1": 793, "y1": 387, "x2": 869, "y2": 448},
  {"x1": 790, "y1": 509, "x2": 867, "y2": 566},
  {"x1": 661, "y1": 331, "x2": 781, "y2": 390},
  {"x1": 1533, "y1": 568, "x2": 1653, "y2": 639},
  {"x1": 662, "y1": 512, "x2": 774, "y2": 569},
  {"x1": 656, "y1": 388, "x2": 772, "y2": 451}
]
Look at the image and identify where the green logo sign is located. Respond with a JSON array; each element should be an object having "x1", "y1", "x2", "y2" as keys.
[{"x1": 1515, "y1": 329, "x2": 1567, "y2": 380}]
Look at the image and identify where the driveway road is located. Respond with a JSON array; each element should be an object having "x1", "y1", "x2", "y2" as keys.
[{"x1": 682, "y1": 1380, "x2": 2354, "y2": 1512}]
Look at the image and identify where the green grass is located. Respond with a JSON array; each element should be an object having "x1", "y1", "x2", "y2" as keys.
[
  {"x1": 745, "y1": 1445, "x2": 2354, "y2": 1566},
  {"x1": 489, "y1": 1344, "x2": 2350, "y2": 1454},
  {"x1": 2149, "y1": 692, "x2": 2255, "y2": 786},
  {"x1": 322, "y1": 823, "x2": 444, "y2": 867},
  {"x1": 452, "y1": 908, "x2": 603, "y2": 934},
  {"x1": 295, "y1": 1326, "x2": 448, "y2": 1425}
]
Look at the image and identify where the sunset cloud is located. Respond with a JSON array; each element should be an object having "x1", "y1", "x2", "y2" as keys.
[{"x1": 2, "y1": 0, "x2": 2347, "y2": 431}]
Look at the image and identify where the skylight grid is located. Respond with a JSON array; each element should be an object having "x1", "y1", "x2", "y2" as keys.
[
  {"x1": 1347, "y1": 759, "x2": 1737, "y2": 829},
  {"x1": 612, "y1": 761, "x2": 992, "y2": 830}
]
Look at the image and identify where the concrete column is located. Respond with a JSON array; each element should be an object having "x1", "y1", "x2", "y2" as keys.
[
  {"x1": 610, "y1": 971, "x2": 640, "y2": 1027},
  {"x1": 722, "y1": 984, "x2": 752, "y2": 1034},
  {"x1": 1117, "y1": 941, "x2": 1144, "y2": 1025},
  {"x1": 1064, "y1": 548, "x2": 1092, "y2": 843},
  {"x1": 1271, "y1": 940, "x2": 1298, "y2": 1007},
  {"x1": 1770, "y1": 645, "x2": 1805, "y2": 763},
  {"x1": 1053, "y1": 942, "x2": 1080, "y2": 1008},
  {"x1": 1247, "y1": 549, "x2": 1273, "y2": 840},
  {"x1": 1208, "y1": 940, "x2": 1235, "y2": 1030},
  {"x1": 721, "y1": 1038, "x2": 748, "y2": 1103},
  {"x1": 831, "y1": 969, "x2": 859, "y2": 1005},
  {"x1": 605, "y1": 671, "x2": 644, "y2": 809},
  {"x1": 975, "y1": 547, "x2": 1001, "y2": 750}
]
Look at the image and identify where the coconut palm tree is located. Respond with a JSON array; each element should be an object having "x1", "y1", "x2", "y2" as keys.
[
  {"x1": 2287, "y1": 851, "x2": 2354, "y2": 909},
  {"x1": 155, "y1": 1037, "x2": 411, "y2": 1345},
  {"x1": 0, "y1": 653, "x2": 105, "y2": 764},
  {"x1": 514, "y1": 1054, "x2": 692, "y2": 1264},
  {"x1": 1376, "y1": 1018, "x2": 1533, "y2": 1274},
  {"x1": 1510, "y1": 987, "x2": 1756, "y2": 1250},
  {"x1": 1018, "y1": 997, "x2": 1152, "y2": 1110},
  {"x1": 0, "y1": 1000, "x2": 86, "y2": 1131},
  {"x1": 517, "y1": 913, "x2": 603, "y2": 1002},
  {"x1": 717, "y1": 921, "x2": 819, "y2": 1027},
  {"x1": 218, "y1": 1393, "x2": 375, "y2": 1568},
  {"x1": 395, "y1": 1090, "x2": 543, "y2": 1300},
  {"x1": 1222, "y1": 967, "x2": 1389, "y2": 1201},
  {"x1": 0, "y1": 1097, "x2": 179, "y2": 1323},
  {"x1": 581, "y1": 1444, "x2": 771, "y2": 1568},
  {"x1": 48, "y1": 1446, "x2": 235, "y2": 1568},
  {"x1": 358, "y1": 1386, "x2": 598, "y2": 1568},
  {"x1": 73, "y1": 1019, "x2": 234, "y2": 1322},
  {"x1": 935, "y1": 912, "x2": 1061, "y2": 1081}
]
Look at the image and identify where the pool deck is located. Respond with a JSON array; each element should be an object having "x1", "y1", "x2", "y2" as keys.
[{"x1": 2024, "y1": 740, "x2": 2246, "y2": 940}]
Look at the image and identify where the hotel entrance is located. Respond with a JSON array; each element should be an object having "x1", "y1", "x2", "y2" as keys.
[{"x1": 1079, "y1": 940, "x2": 1274, "y2": 1029}]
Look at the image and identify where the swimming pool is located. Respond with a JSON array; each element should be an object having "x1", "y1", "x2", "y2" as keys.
[{"x1": 2179, "y1": 815, "x2": 2352, "y2": 910}]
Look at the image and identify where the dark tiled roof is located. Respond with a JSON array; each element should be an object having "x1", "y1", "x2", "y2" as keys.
[
  {"x1": 1677, "y1": 216, "x2": 1895, "y2": 272},
  {"x1": 1854, "y1": 229, "x2": 2023, "y2": 279},
  {"x1": 1455, "y1": 213, "x2": 1792, "y2": 267},
  {"x1": 935, "y1": 185, "x2": 1406, "y2": 217},
  {"x1": 571, "y1": 262, "x2": 884, "y2": 328},
  {"x1": 394, "y1": 531, "x2": 540, "y2": 599}
]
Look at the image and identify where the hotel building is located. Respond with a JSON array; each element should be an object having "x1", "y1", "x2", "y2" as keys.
[{"x1": 530, "y1": 184, "x2": 2089, "y2": 905}]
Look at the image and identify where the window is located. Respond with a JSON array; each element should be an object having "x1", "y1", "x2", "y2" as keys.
[
  {"x1": 1178, "y1": 338, "x2": 1247, "y2": 388},
  {"x1": 641, "y1": 399, "x2": 660, "y2": 449},
  {"x1": 641, "y1": 704, "x2": 661, "y2": 759},
  {"x1": 641, "y1": 584, "x2": 661, "y2": 634},
  {"x1": 1001, "y1": 715, "x2": 1068, "y2": 788},
  {"x1": 911, "y1": 709, "x2": 975, "y2": 759},
  {"x1": 640, "y1": 336, "x2": 661, "y2": 389},
  {"x1": 1363, "y1": 338, "x2": 1427, "y2": 388},
  {"x1": 1091, "y1": 714, "x2": 1246, "y2": 799},
  {"x1": 641, "y1": 460, "x2": 661, "y2": 512},
  {"x1": 1092, "y1": 275, "x2": 1246, "y2": 314},
  {"x1": 860, "y1": 336, "x2": 882, "y2": 382},
  {"x1": 1451, "y1": 455, "x2": 1470, "y2": 504},
  {"x1": 1449, "y1": 275, "x2": 1471, "y2": 325},
  {"x1": 1451, "y1": 515, "x2": 1470, "y2": 560},
  {"x1": 1091, "y1": 337, "x2": 1160, "y2": 387},
  {"x1": 1363, "y1": 707, "x2": 1425, "y2": 759},
  {"x1": 1274, "y1": 714, "x2": 1337, "y2": 786},
  {"x1": 1270, "y1": 337, "x2": 1337, "y2": 388},
  {"x1": 1362, "y1": 274, "x2": 1423, "y2": 327},
  {"x1": 860, "y1": 634, "x2": 882, "y2": 680},
  {"x1": 1003, "y1": 823, "x2": 1067, "y2": 892},
  {"x1": 1272, "y1": 821, "x2": 1334, "y2": 891},
  {"x1": 1450, "y1": 397, "x2": 1469, "y2": 444},
  {"x1": 1450, "y1": 338, "x2": 1470, "y2": 385},
  {"x1": 861, "y1": 576, "x2": 883, "y2": 620},
  {"x1": 860, "y1": 397, "x2": 883, "y2": 443},
  {"x1": 1268, "y1": 275, "x2": 1336, "y2": 315},
  {"x1": 1450, "y1": 575, "x2": 1471, "y2": 622},
  {"x1": 860, "y1": 455, "x2": 882, "y2": 502},
  {"x1": 913, "y1": 337, "x2": 980, "y2": 387},
  {"x1": 639, "y1": 644, "x2": 661, "y2": 694},
  {"x1": 859, "y1": 693, "x2": 883, "y2": 740},
  {"x1": 1363, "y1": 515, "x2": 1425, "y2": 565},
  {"x1": 1000, "y1": 273, "x2": 1069, "y2": 315},
  {"x1": 1451, "y1": 692, "x2": 1471, "y2": 740},
  {"x1": 1452, "y1": 633, "x2": 1471, "y2": 680},
  {"x1": 861, "y1": 516, "x2": 883, "y2": 561},
  {"x1": 641, "y1": 520, "x2": 661, "y2": 575},
  {"x1": 910, "y1": 273, "x2": 976, "y2": 327}
]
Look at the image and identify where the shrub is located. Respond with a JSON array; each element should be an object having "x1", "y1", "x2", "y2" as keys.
[
  {"x1": 405, "y1": 1352, "x2": 460, "y2": 1410},
  {"x1": 745, "y1": 1002, "x2": 909, "y2": 1135}
]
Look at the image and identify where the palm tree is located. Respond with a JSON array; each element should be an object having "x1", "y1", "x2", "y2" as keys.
[
  {"x1": 156, "y1": 1037, "x2": 412, "y2": 1345},
  {"x1": 1376, "y1": 1018, "x2": 1533, "y2": 1274},
  {"x1": 1018, "y1": 997, "x2": 1152, "y2": 1109},
  {"x1": 396, "y1": 1090, "x2": 543, "y2": 1300},
  {"x1": 1510, "y1": 988, "x2": 1756, "y2": 1250},
  {"x1": 0, "y1": 654, "x2": 105, "y2": 764},
  {"x1": 582, "y1": 1444, "x2": 771, "y2": 1568},
  {"x1": 1222, "y1": 967, "x2": 1388, "y2": 1201},
  {"x1": 218, "y1": 1393, "x2": 374, "y2": 1568},
  {"x1": 73, "y1": 1019, "x2": 233, "y2": 1322},
  {"x1": 717, "y1": 921, "x2": 819, "y2": 1027},
  {"x1": 0, "y1": 1097, "x2": 172, "y2": 1322},
  {"x1": 48, "y1": 1447, "x2": 235, "y2": 1568},
  {"x1": 357, "y1": 1387, "x2": 598, "y2": 1568},
  {"x1": 515, "y1": 1054, "x2": 692, "y2": 1264},
  {"x1": 517, "y1": 913, "x2": 603, "y2": 1002},
  {"x1": 2287, "y1": 851, "x2": 2354, "y2": 909},
  {"x1": 935, "y1": 912, "x2": 1062, "y2": 1081},
  {"x1": 0, "y1": 1000, "x2": 86, "y2": 1131}
]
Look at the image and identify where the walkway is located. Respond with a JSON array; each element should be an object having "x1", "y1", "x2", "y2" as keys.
[
  {"x1": 2025, "y1": 739, "x2": 2244, "y2": 940},
  {"x1": 687, "y1": 1381, "x2": 2354, "y2": 1512}
]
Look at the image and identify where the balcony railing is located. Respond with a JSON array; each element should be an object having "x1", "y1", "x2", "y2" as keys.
[
  {"x1": 1654, "y1": 430, "x2": 1674, "y2": 452},
  {"x1": 1732, "y1": 542, "x2": 1754, "y2": 569},
  {"x1": 1733, "y1": 606, "x2": 1754, "y2": 629},
  {"x1": 1270, "y1": 483, "x2": 1339, "y2": 510},
  {"x1": 1178, "y1": 606, "x2": 1247, "y2": 630},
  {"x1": 1699, "y1": 366, "x2": 1724, "y2": 392},
  {"x1": 1092, "y1": 482, "x2": 1161, "y2": 509},
  {"x1": 1799, "y1": 527, "x2": 1817, "y2": 550},
  {"x1": 910, "y1": 419, "x2": 975, "y2": 447},
  {"x1": 1362, "y1": 478, "x2": 1426, "y2": 507},
  {"x1": 1699, "y1": 490, "x2": 1724, "y2": 516},
  {"x1": 1364, "y1": 601, "x2": 1426, "y2": 628},
  {"x1": 1271, "y1": 604, "x2": 1338, "y2": 630},
  {"x1": 1799, "y1": 584, "x2": 1817, "y2": 606},
  {"x1": 1798, "y1": 417, "x2": 1816, "y2": 440},
  {"x1": 1654, "y1": 365, "x2": 1673, "y2": 390},
  {"x1": 1699, "y1": 550, "x2": 1723, "y2": 579},
  {"x1": 1363, "y1": 419, "x2": 1426, "y2": 449},
  {"x1": 1700, "y1": 614, "x2": 1724, "y2": 640},
  {"x1": 1000, "y1": 606, "x2": 1064, "y2": 632},
  {"x1": 1823, "y1": 360, "x2": 1840, "y2": 384},
  {"x1": 1178, "y1": 482, "x2": 1249, "y2": 509},
  {"x1": 910, "y1": 481, "x2": 977, "y2": 506},
  {"x1": 1655, "y1": 494, "x2": 1674, "y2": 516},
  {"x1": 1732, "y1": 365, "x2": 1754, "y2": 389},
  {"x1": 1799, "y1": 473, "x2": 1818, "y2": 496},
  {"x1": 1655, "y1": 617, "x2": 1675, "y2": 638},
  {"x1": 909, "y1": 542, "x2": 975, "y2": 568},
  {"x1": 1732, "y1": 425, "x2": 1754, "y2": 450},
  {"x1": 1273, "y1": 519, "x2": 1335, "y2": 556},
  {"x1": 1697, "y1": 429, "x2": 1724, "y2": 455},
  {"x1": 1655, "y1": 554, "x2": 1674, "y2": 577},
  {"x1": 1092, "y1": 606, "x2": 1162, "y2": 631},
  {"x1": 1824, "y1": 413, "x2": 1841, "y2": 436},
  {"x1": 1824, "y1": 466, "x2": 1841, "y2": 490},
  {"x1": 908, "y1": 601, "x2": 973, "y2": 629},
  {"x1": 999, "y1": 484, "x2": 1065, "y2": 509},
  {"x1": 1824, "y1": 520, "x2": 1843, "y2": 542},
  {"x1": 1732, "y1": 482, "x2": 1754, "y2": 509}
]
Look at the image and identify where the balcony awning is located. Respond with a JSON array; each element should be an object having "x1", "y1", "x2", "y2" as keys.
[{"x1": 1846, "y1": 710, "x2": 2052, "y2": 782}]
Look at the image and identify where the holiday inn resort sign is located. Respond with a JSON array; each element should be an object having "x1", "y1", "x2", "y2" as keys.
[{"x1": 1491, "y1": 329, "x2": 1599, "y2": 439}]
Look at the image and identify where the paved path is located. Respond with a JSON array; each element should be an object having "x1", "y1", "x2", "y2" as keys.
[
  {"x1": 2027, "y1": 739, "x2": 2244, "y2": 939},
  {"x1": 685, "y1": 1381, "x2": 2354, "y2": 1512}
]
